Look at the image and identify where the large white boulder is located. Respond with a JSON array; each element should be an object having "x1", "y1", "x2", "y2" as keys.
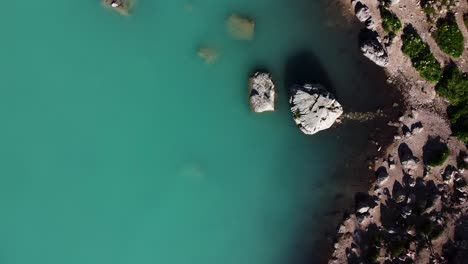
[
  {"x1": 248, "y1": 72, "x2": 275, "y2": 112},
  {"x1": 289, "y1": 84, "x2": 343, "y2": 135}
]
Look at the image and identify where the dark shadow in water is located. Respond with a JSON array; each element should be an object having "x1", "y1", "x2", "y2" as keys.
[
  {"x1": 276, "y1": 2, "x2": 407, "y2": 263},
  {"x1": 283, "y1": 51, "x2": 338, "y2": 98},
  {"x1": 248, "y1": 66, "x2": 271, "y2": 77}
]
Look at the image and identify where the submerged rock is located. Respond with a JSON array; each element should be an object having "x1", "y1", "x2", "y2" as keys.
[
  {"x1": 248, "y1": 72, "x2": 276, "y2": 112},
  {"x1": 197, "y1": 46, "x2": 218, "y2": 63},
  {"x1": 226, "y1": 14, "x2": 255, "y2": 40},
  {"x1": 103, "y1": 0, "x2": 132, "y2": 15},
  {"x1": 360, "y1": 32, "x2": 389, "y2": 67},
  {"x1": 289, "y1": 84, "x2": 343, "y2": 135}
]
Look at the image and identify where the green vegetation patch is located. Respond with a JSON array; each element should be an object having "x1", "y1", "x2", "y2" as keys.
[
  {"x1": 436, "y1": 66, "x2": 468, "y2": 105},
  {"x1": 448, "y1": 103, "x2": 468, "y2": 142},
  {"x1": 436, "y1": 66, "x2": 468, "y2": 142},
  {"x1": 433, "y1": 16, "x2": 464, "y2": 58},
  {"x1": 401, "y1": 29, "x2": 442, "y2": 82},
  {"x1": 426, "y1": 145, "x2": 450, "y2": 167},
  {"x1": 380, "y1": 7, "x2": 402, "y2": 33}
]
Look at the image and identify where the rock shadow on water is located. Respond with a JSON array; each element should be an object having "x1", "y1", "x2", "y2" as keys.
[{"x1": 284, "y1": 51, "x2": 337, "y2": 98}]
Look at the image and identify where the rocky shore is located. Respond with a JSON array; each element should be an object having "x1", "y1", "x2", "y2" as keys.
[{"x1": 329, "y1": 0, "x2": 468, "y2": 263}]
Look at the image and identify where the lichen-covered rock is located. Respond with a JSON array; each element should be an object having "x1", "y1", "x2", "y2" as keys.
[
  {"x1": 289, "y1": 84, "x2": 343, "y2": 135},
  {"x1": 226, "y1": 14, "x2": 255, "y2": 40},
  {"x1": 360, "y1": 34, "x2": 389, "y2": 67},
  {"x1": 248, "y1": 72, "x2": 275, "y2": 112}
]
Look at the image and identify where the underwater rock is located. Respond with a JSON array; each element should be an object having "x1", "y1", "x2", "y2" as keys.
[
  {"x1": 197, "y1": 46, "x2": 218, "y2": 63},
  {"x1": 103, "y1": 0, "x2": 132, "y2": 15},
  {"x1": 248, "y1": 72, "x2": 276, "y2": 112},
  {"x1": 289, "y1": 84, "x2": 343, "y2": 135},
  {"x1": 226, "y1": 14, "x2": 255, "y2": 40}
]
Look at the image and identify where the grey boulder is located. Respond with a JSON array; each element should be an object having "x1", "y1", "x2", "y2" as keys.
[
  {"x1": 360, "y1": 33, "x2": 389, "y2": 67},
  {"x1": 248, "y1": 72, "x2": 276, "y2": 112}
]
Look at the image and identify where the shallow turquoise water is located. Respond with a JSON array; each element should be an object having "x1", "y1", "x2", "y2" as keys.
[{"x1": 0, "y1": 1, "x2": 392, "y2": 263}]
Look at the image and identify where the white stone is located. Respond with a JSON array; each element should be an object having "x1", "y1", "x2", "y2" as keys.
[
  {"x1": 248, "y1": 72, "x2": 275, "y2": 112},
  {"x1": 357, "y1": 206, "x2": 370, "y2": 214},
  {"x1": 402, "y1": 159, "x2": 417, "y2": 170},
  {"x1": 289, "y1": 84, "x2": 343, "y2": 135},
  {"x1": 338, "y1": 224, "x2": 346, "y2": 234},
  {"x1": 412, "y1": 126, "x2": 424, "y2": 134}
]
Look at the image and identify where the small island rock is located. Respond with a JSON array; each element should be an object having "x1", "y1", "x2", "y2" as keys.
[
  {"x1": 248, "y1": 72, "x2": 276, "y2": 112},
  {"x1": 289, "y1": 84, "x2": 343, "y2": 135},
  {"x1": 226, "y1": 14, "x2": 255, "y2": 40}
]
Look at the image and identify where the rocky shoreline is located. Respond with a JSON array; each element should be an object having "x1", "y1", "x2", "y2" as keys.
[{"x1": 328, "y1": 0, "x2": 468, "y2": 263}]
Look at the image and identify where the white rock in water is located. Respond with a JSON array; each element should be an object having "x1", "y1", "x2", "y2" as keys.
[
  {"x1": 289, "y1": 84, "x2": 343, "y2": 135},
  {"x1": 248, "y1": 72, "x2": 276, "y2": 112}
]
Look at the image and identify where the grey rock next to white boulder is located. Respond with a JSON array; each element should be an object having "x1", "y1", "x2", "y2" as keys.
[
  {"x1": 360, "y1": 34, "x2": 389, "y2": 67},
  {"x1": 248, "y1": 72, "x2": 275, "y2": 112},
  {"x1": 289, "y1": 84, "x2": 343, "y2": 135}
]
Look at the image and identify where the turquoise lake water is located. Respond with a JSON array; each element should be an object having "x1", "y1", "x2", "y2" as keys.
[{"x1": 0, "y1": 0, "x2": 395, "y2": 263}]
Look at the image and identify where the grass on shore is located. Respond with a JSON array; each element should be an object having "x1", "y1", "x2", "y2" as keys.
[
  {"x1": 400, "y1": 25, "x2": 466, "y2": 142},
  {"x1": 380, "y1": 7, "x2": 402, "y2": 33},
  {"x1": 436, "y1": 66, "x2": 468, "y2": 105},
  {"x1": 433, "y1": 16, "x2": 464, "y2": 58},
  {"x1": 401, "y1": 28, "x2": 442, "y2": 82},
  {"x1": 448, "y1": 103, "x2": 468, "y2": 142},
  {"x1": 436, "y1": 65, "x2": 468, "y2": 142}
]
